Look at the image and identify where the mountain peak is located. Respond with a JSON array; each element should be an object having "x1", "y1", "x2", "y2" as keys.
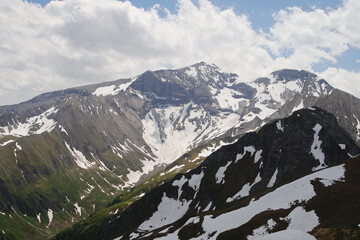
[
  {"x1": 188, "y1": 61, "x2": 219, "y2": 69},
  {"x1": 271, "y1": 69, "x2": 316, "y2": 78},
  {"x1": 270, "y1": 69, "x2": 320, "y2": 84}
]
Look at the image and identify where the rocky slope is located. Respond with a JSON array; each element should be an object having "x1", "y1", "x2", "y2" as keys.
[
  {"x1": 62, "y1": 108, "x2": 360, "y2": 240},
  {"x1": 0, "y1": 62, "x2": 360, "y2": 238}
]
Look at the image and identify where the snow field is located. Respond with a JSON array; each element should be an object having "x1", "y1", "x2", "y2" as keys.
[
  {"x1": 142, "y1": 103, "x2": 240, "y2": 164},
  {"x1": 191, "y1": 164, "x2": 345, "y2": 240},
  {"x1": 93, "y1": 77, "x2": 138, "y2": 96},
  {"x1": 0, "y1": 107, "x2": 58, "y2": 137},
  {"x1": 138, "y1": 171, "x2": 204, "y2": 232}
]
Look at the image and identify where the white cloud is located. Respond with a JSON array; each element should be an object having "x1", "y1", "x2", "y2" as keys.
[
  {"x1": 0, "y1": 0, "x2": 359, "y2": 105},
  {"x1": 319, "y1": 67, "x2": 360, "y2": 98}
]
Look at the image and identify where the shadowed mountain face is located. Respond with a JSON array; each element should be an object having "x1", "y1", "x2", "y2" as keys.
[
  {"x1": 0, "y1": 62, "x2": 360, "y2": 239},
  {"x1": 56, "y1": 107, "x2": 360, "y2": 240}
]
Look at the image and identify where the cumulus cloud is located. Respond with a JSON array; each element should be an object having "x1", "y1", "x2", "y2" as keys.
[
  {"x1": 0, "y1": 0, "x2": 359, "y2": 105},
  {"x1": 319, "y1": 67, "x2": 360, "y2": 97}
]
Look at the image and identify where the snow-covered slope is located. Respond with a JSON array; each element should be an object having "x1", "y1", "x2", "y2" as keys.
[
  {"x1": 129, "y1": 65, "x2": 336, "y2": 167},
  {"x1": 145, "y1": 165, "x2": 343, "y2": 240},
  {"x1": 73, "y1": 108, "x2": 359, "y2": 240},
  {"x1": 1, "y1": 62, "x2": 359, "y2": 239}
]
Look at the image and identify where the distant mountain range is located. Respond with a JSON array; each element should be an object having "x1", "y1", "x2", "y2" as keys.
[{"x1": 0, "y1": 62, "x2": 360, "y2": 239}]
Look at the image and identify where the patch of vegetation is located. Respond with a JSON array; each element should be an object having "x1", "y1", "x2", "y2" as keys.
[{"x1": 312, "y1": 226, "x2": 360, "y2": 240}]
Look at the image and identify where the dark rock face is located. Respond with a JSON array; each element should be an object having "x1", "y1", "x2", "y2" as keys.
[
  {"x1": 0, "y1": 88, "x2": 90, "y2": 125},
  {"x1": 130, "y1": 71, "x2": 191, "y2": 105},
  {"x1": 84, "y1": 108, "x2": 360, "y2": 240},
  {"x1": 130, "y1": 62, "x2": 237, "y2": 107},
  {"x1": 272, "y1": 69, "x2": 317, "y2": 82},
  {"x1": 231, "y1": 82, "x2": 257, "y2": 99},
  {"x1": 315, "y1": 89, "x2": 360, "y2": 146},
  {"x1": 196, "y1": 107, "x2": 359, "y2": 209}
]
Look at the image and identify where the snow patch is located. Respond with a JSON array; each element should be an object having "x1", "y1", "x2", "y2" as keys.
[
  {"x1": 267, "y1": 168, "x2": 278, "y2": 188},
  {"x1": 338, "y1": 144, "x2": 346, "y2": 150},
  {"x1": 0, "y1": 139, "x2": 14, "y2": 147},
  {"x1": 184, "y1": 216, "x2": 201, "y2": 226},
  {"x1": 97, "y1": 171, "x2": 121, "y2": 191},
  {"x1": 47, "y1": 209, "x2": 53, "y2": 227},
  {"x1": 236, "y1": 146, "x2": 256, "y2": 162},
  {"x1": 354, "y1": 115, "x2": 360, "y2": 141},
  {"x1": 91, "y1": 152, "x2": 111, "y2": 172},
  {"x1": 215, "y1": 87, "x2": 249, "y2": 112},
  {"x1": 249, "y1": 229, "x2": 316, "y2": 240},
  {"x1": 247, "y1": 219, "x2": 277, "y2": 240},
  {"x1": 58, "y1": 124, "x2": 68, "y2": 135},
  {"x1": 93, "y1": 78, "x2": 137, "y2": 97},
  {"x1": 0, "y1": 107, "x2": 58, "y2": 137},
  {"x1": 203, "y1": 202, "x2": 212, "y2": 212},
  {"x1": 194, "y1": 165, "x2": 345, "y2": 240},
  {"x1": 227, "y1": 172, "x2": 262, "y2": 203},
  {"x1": 138, "y1": 193, "x2": 191, "y2": 231},
  {"x1": 188, "y1": 171, "x2": 204, "y2": 193},
  {"x1": 172, "y1": 176, "x2": 187, "y2": 200},
  {"x1": 137, "y1": 193, "x2": 145, "y2": 198},
  {"x1": 152, "y1": 229, "x2": 181, "y2": 240},
  {"x1": 185, "y1": 67, "x2": 198, "y2": 78},
  {"x1": 286, "y1": 206, "x2": 319, "y2": 232},
  {"x1": 123, "y1": 158, "x2": 158, "y2": 188},
  {"x1": 161, "y1": 164, "x2": 184, "y2": 175},
  {"x1": 292, "y1": 99, "x2": 304, "y2": 113},
  {"x1": 247, "y1": 75, "x2": 303, "y2": 120},
  {"x1": 129, "y1": 232, "x2": 139, "y2": 240},
  {"x1": 254, "y1": 150, "x2": 263, "y2": 163},
  {"x1": 198, "y1": 142, "x2": 227, "y2": 158},
  {"x1": 276, "y1": 120, "x2": 284, "y2": 132},
  {"x1": 159, "y1": 226, "x2": 171, "y2": 234},
  {"x1": 215, "y1": 161, "x2": 231, "y2": 184},
  {"x1": 15, "y1": 142, "x2": 22, "y2": 150},
  {"x1": 65, "y1": 142, "x2": 95, "y2": 169},
  {"x1": 310, "y1": 124, "x2": 326, "y2": 171},
  {"x1": 319, "y1": 178, "x2": 337, "y2": 187},
  {"x1": 74, "y1": 202, "x2": 82, "y2": 216},
  {"x1": 37, "y1": 213, "x2": 41, "y2": 223}
]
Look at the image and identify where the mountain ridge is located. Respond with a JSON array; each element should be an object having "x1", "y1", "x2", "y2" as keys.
[
  {"x1": 0, "y1": 62, "x2": 360, "y2": 239},
  {"x1": 54, "y1": 107, "x2": 360, "y2": 240}
]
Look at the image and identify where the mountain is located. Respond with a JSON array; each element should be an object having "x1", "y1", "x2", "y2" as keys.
[
  {"x1": 0, "y1": 62, "x2": 360, "y2": 238},
  {"x1": 54, "y1": 107, "x2": 360, "y2": 240}
]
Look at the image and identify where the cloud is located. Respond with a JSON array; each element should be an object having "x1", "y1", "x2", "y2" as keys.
[
  {"x1": 263, "y1": 2, "x2": 360, "y2": 72},
  {"x1": 0, "y1": 0, "x2": 359, "y2": 105},
  {"x1": 319, "y1": 67, "x2": 360, "y2": 98}
]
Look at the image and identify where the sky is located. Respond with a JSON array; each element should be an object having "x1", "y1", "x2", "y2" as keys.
[{"x1": 0, "y1": 0, "x2": 359, "y2": 106}]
